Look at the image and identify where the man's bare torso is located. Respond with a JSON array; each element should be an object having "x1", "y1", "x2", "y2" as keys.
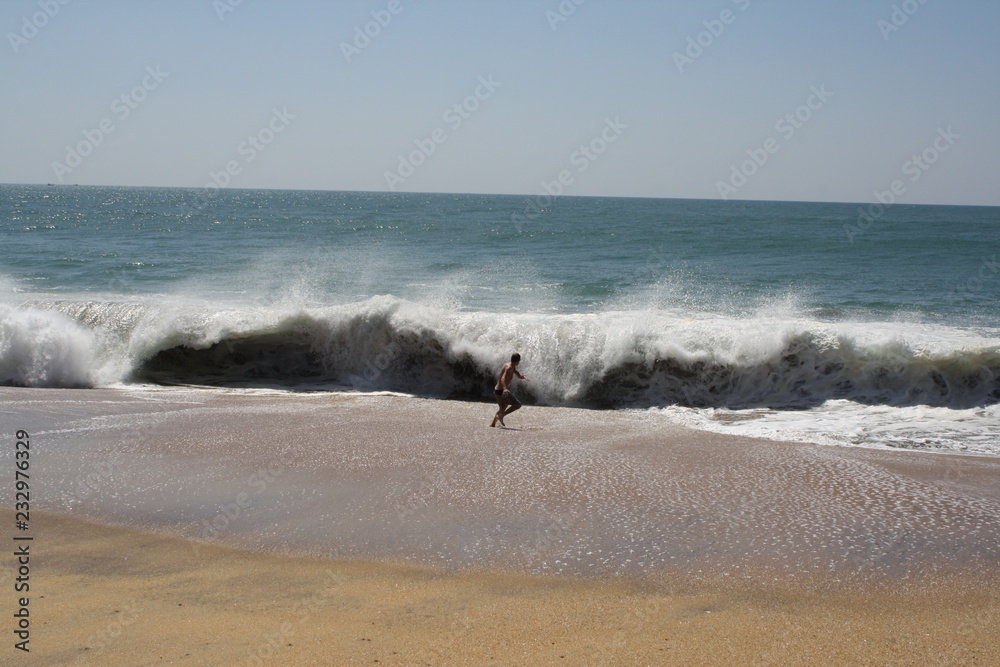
[{"x1": 495, "y1": 363, "x2": 516, "y2": 391}]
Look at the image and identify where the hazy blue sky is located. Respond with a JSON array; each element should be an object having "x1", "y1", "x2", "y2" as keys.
[{"x1": 3, "y1": 0, "x2": 998, "y2": 204}]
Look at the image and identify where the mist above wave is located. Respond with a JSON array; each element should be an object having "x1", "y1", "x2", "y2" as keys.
[{"x1": 1, "y1": 296, "x2": 997, "y2": 412}]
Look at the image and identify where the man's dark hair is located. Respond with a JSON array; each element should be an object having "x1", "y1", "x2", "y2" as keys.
[{"x1": 511, "y1": 353, "x2": 521, "y2": 363}]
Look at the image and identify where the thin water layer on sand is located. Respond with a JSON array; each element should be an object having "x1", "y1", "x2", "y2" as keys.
[{"x1": 5, "y1": 386, "x2": 999, "y2": 584}]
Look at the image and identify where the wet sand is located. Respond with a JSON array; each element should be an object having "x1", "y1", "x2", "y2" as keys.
[{"x1": 3, "y1": 386, "x2": 1000, "y2": 663}]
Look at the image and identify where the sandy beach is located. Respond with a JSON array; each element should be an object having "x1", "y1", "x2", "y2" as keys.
[
  {"x1": 3, "y1": 386, "x2": 1000, "y2": 664},
  {"x1": 8, "y1": 509, "x2": 998, "y2": 666}
]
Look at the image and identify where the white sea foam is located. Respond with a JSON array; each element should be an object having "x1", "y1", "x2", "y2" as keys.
[
  {"x1": 1, "y1": 294, "x2": 997, "y2": 454},
  {"x1": 656, "y1": 402, "x2": 1000, "y2": 457},
  {"x1": 0, "y1": 304, "x2": 99, "y2": 387}
]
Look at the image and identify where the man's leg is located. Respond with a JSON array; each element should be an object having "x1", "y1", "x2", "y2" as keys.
[
  {"x1": 491, "y1": 395, "x2": 510, "y2": 427},
  {"x1": 502, "y1": 395, "x2": 521, "y2": 418}
]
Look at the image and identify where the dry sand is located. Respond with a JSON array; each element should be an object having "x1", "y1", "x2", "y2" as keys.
[
  {"x1": 6, "y1": 510, "x2": 998, "y2": 666},
  {"x1": 3, "y1": 386, "x2": 999, "y2": 664}
]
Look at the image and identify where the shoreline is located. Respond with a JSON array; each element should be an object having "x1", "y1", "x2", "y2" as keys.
[{"x1": 17, "y1": 379, "x2": 1000, "y2": 459}]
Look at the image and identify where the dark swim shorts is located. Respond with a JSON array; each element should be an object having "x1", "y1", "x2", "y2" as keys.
[{"x1": 495, "y1": 389, "x2": 520, "y2": 405}]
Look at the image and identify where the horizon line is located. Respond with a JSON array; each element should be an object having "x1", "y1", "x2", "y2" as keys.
[{"x1": 2, "y1": 181, "x2": 997, "y2": 210}]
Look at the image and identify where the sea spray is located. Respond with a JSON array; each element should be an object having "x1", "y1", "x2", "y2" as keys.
[
  {"x1": 0, "y1": 305, "x2": 97, "y2": 387},
  {"x1": 3, "y1": 296, "x2": 997, "y2": 412}
]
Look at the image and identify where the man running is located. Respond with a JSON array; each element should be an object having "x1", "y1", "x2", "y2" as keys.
[{"x1": 490, "y1": 353, "x2": 527, "y2": 428}]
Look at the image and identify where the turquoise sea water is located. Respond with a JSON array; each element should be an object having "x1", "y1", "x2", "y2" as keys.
[{"x1": 2, "y1": 184, "x2": 998, "y2": 454}]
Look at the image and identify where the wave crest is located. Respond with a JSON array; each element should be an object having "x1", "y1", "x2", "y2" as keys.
[{"x1": 2, "y1": 297, "x2": 998, "y2": 409}]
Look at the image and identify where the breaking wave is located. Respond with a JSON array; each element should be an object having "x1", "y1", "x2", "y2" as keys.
[{"x1": 2, "y1": 296, "x2": 998, "y2": 410}]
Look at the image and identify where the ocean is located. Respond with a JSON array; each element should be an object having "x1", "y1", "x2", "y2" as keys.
[{"x1": 2, "y1": 184, "x2": 998, "y2": 456}]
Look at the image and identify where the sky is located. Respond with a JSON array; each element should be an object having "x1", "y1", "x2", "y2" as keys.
[{"x1": 2, "y1": 0, "x2": 998, "y2": 205}]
